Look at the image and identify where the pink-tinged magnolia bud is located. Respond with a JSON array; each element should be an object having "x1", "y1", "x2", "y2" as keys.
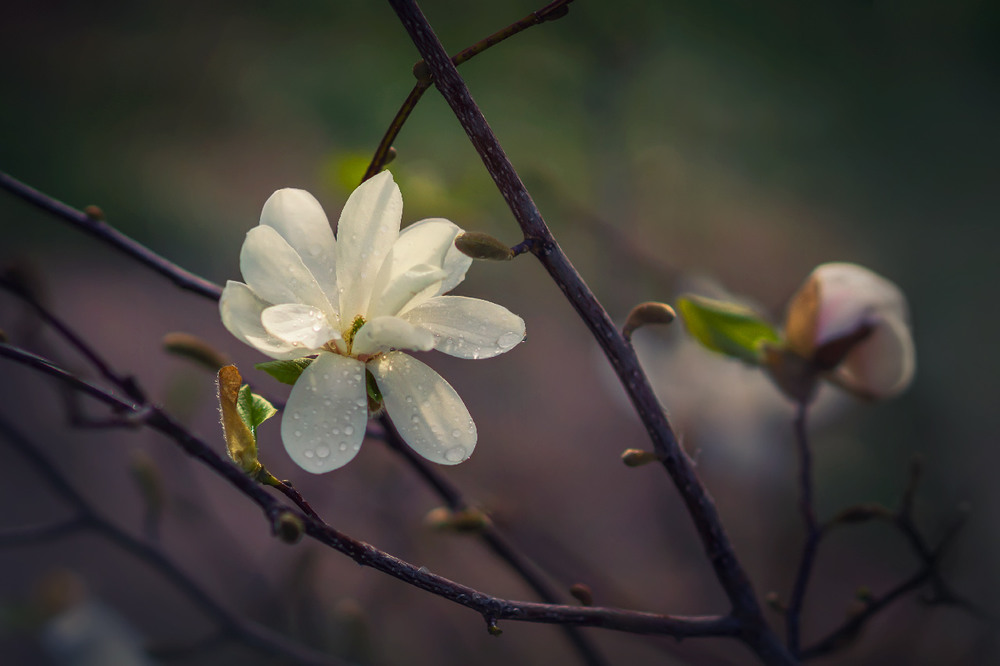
[{"x1": 784, "y1": 263, "x2": 915, "y2": 400}]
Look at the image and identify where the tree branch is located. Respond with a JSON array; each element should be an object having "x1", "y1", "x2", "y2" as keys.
[{"x1": 384, "y1": 2, "x2": 793, "y2": 663}]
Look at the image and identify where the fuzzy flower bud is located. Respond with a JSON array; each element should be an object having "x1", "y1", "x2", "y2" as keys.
[{"x1": 783, "y1": 263, "x2": 915, "y2": 400}]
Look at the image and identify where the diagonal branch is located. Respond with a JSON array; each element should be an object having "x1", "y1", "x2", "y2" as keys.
[
  {"x1": 0, "y1": 341, "x2": 742, "y2": 641},
  {"x1": 384, "y1": 2, "x2": 793, "y2": 664},
  {"x1": 0, "y1": 171, "x2": 222, "y2": 300}
]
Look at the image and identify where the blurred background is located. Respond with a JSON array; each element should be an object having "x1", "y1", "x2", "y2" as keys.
[{"x1": 1, "y1": 1, "x2": 997, "y2": 664}]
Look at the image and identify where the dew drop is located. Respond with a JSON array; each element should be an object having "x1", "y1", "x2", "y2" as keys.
[
  {"x1": 332, "y1": 428, "x2": 340, "y2": 435},
  {"x1": 308, "y1": 243, "x2": 322, "y2": 257},
  {"x1": 339, "y1": 443, "x2": 347, "y2": 452},
  {"x1": 344, "y1": 425, "x2": 355, "y2": 436},
  {"x1": 498, "y1": 332, "x2": 521, "y2": 349},
  {"x1": 324, "y1": 399, "x2": 332, "y2": 407},
  {"x1": 312, "y1": 323, "x2": 322, "y2": 332},
  {"x1": 355, "y1": 398, "x2": 366, "y2": 408},
  {"x1": 294, "y1": 430, "x2": 303, "y2": 437},
  {"x1": 445, "y1": 446, "x2": 467, "y2": 463},
  {"x1": 292, "y1": 412, "x2": 301, "y2": 420},
  {"x1": 303, "y1": 450, "x2": 315, "y2": 458},
  {"x1": 405, "y1": 396, "x2": 413, "y2": 403},
  {"x1": 451, "y1": 429, "x2": 461, "y2": 438},
  {"x1": 353, "y1": 373, "x2": 363, "y2": 381},
  {"x1": 316, "y1": 445, "x2": 331, "y2": 458},
  {"x1": 411, "y1": 415, "x2": 420, "y2": 423}
]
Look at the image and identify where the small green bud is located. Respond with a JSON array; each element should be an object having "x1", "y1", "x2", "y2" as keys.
[
  {"x1": 273, "y1": 511, "x2": 304, "y2": 544},
  {"x1": 424, "y1": 506, "x2": 492, "y2": 533},
  {"x1": 163, "y1": 332, "x2": 231, "y2": 371},
  {"x1": 621, "y1": 448, "x2": 659, "y2": 467},
  {"x1": 569, "y1": 583, "x2": 593, "y2": 606},
  {"x1": 454, "y1": 232, "x2": 515, "y2": 261},
  {"x1": 486, "y1": 617, "x2": 503, "y2": 636},
  {"x1": 622, "y1": 301, "x2": 676, "y2": 340}
]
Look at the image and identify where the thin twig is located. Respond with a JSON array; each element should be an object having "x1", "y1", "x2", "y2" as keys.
[
  {"x1": 0, "y1": 413, "x2": 346, "y2": 666},
  {"x1": 0, "y1": 519, "x2": 86, "y2": 546},
  {"x1": 385, "y1": 3, "x2": 794, "y2": 664},
  {"x1": 362, "y1": 0, "x2": 576, "y2": 181},
  {"x1": 0, "y1": 342, "x2": 744, "y2": 640},
  {"x1": 0, "y1": 171, "x2": 223, "y2": 300},
  {"x1": 380, "y1": 413, "x2": 608, "y2": 666},
  {"x1": 786, "y1": 401, "x2": 818, "y2": 656}
]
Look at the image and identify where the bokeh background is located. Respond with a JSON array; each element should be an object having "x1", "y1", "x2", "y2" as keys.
[{"x1": 2, "y1": 1, "x2": 997, "y2": 664}]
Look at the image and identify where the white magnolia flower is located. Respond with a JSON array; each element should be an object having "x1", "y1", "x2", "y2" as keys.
[
  {"x1": 783, "y1": 262, "x2": 915, "y2": 399},
  {"x1": 220, "y1": 171, "x2": 525, "y2": 473}
]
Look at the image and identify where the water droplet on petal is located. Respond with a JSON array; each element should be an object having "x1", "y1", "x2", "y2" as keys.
[
  {"x1": 316, "y1": 445, "x2": 331, "y2": 458},
  {"x1": 292, "y1": 412, "x2": 301, "y2": 420},
  {"x1": 344, "y1": 425, "x2": 355, "y2": 436},
  {"x1": 324, "y1": 399, "x2": 332, "y2": 407},
  {"x1": 294, "y1": 430, "x2": 302, "y2": 437},
  {"x1": 308, "y1": 244, "x2": 322, "y2": 257},
  {"x1": 339, "y1": 443, "x2": 347, "y2": 452},
  {"x1": 303, "y1": 450, "x2": 315, "y2": 458},
  {"x1": 444, "y1": 446, "x2": 467, "y2": 463},
  {"x1": 451, "y1": 429, "x2": 461, "y2": 438},
  {"x1": 497, "y1": 332, "x2": 521, "y2": 349},
  {"x1": 355, "y1": 398, "x2": 366, "y2": 408}
]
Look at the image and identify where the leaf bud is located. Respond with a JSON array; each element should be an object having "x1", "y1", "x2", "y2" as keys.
[
  {"x1": 454, "y1": 232, "x2": 515, "y2": 261},
  {"x1": 273, "y1": 510, "x2": 304, "y2": 544},
  {"x1": 163, "y1": 332, "x2": 231, "y2": 371},
  {"x1": 424, "y1": 506, "x2": 492, "y2": 533},
  {"x1": 621, "y1": 448, "x2": 659, "y2": 467},
  {"x1": 569, "y1": 583, "x2": 593, "y2": 606},
  {"x1": 622, "y1": 301, "x2": 676, "y2": 340}
]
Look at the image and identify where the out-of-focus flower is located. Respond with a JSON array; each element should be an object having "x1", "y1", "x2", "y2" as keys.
[
  {"x1": 781, "y1": 262, "x2": 915, "y2": 400},
  {"x1": 220, "y1": 171, "x2": 525, "y2": 473}
]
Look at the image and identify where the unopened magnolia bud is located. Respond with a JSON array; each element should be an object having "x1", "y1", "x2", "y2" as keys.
[
  {"x1": 622, "y1": 301, "x2": 676, "y2": 340},
  {"x1": 83, "y1": 205, "x2": 105, "y2": 220},
  {"x1": 164, "y1": 332, "x2": 231, "y2": 370},
  {"x1": 569, "y1": 583, "x2": 593, "y2": 606},
  {"x1": 274, "y1": 511, "x2": 304, "y2": 544},
  {"x1": 621, "y1": 448, "x2": 659, "y2": 467},
  {"x1": 217, "y1": 365, "x2": 260, "y2": 475},
  {"x1": 784, "y1": 263, "x2": 915, "y2": 400},
  {"x1": 424, "y1": 506, "x2": 492, "y2": 533},
  {"x1": 454, "y1": 232, "x2": 515, "y2": 261}
]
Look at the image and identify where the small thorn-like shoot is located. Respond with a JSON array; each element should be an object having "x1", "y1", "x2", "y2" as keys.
[
  {"x1": 569, "y1": 583, "x2": 593, "y2": 606},
  {"x1": 424, "y1": 506, "x2": 492, "y2": 533},
  {"x1": 454, "y1": 232, "x2": 515, "y2": 261},
  {"x1": 163, "y1": 332, "x2": 230, "y2": 371},
  {"x1": 622, "y1": 301, "x2": 676, "y2": 340},
  {"x1": 621, "y1": 448, "x2": 659, "y2": 467},
  {"x1": 83, "y1": 204, "x2": 105, "y2": 220}
]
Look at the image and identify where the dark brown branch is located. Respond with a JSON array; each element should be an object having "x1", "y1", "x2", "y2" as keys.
[
  {"x1": 0, "y1": 519, "x2": 86, "y2": 546},
  {"x1": 0, "y1": 171, "x2": 223, "y2": 301},
  {"x1": 0, "y1": 342, "x2": 744, "y2": 641},
  {"x1": 362, "y1": 0, "x2": 575, "y2": 181},
  {"x1": 379, "y1": 413, "x2": 608, "y2": 666},
  {"x1": 0, "y1": 412, "x2": 346, "y2": 666},
  {"x1": 384, "y1": 2, "x2": 793, "y2": 664},
  {"x1": 786, "y1": 402, "x2": 818, "y2": 656}
]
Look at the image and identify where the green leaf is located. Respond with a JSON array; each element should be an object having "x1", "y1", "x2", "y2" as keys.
[
  {"x1": 255, "y1": 357, "x2": 314, "y2": 385},
  {"x1": 676, "y1": 294, "x2": 781, "y2": 364},
  {"x1": 236, "y1": 385, "x2": 277, "y2": 438}
]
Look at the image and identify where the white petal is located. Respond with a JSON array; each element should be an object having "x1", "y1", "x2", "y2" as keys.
[
  {"x1": 281, "y1": 353, "x2": 369, "y2": 473},
  {"x1": 402, "y1": 296, "x2": 525, "y2": 359},
  {"x1": 837, "y1": 313, "x2": 916, "y2": 399},
  {"x1": 369, "y1": 352, "x2": 476, "y2": 465},
  {"x1": 352, "y1": 316, "x2": 435, "y2": 357},
  {"x1": 240, "y1": 226, "x2": 335, "y2": 313},
  {"x1": 368, "y1": 264, "x2": 446, "y2": 319},
  {"x1": 398, "y1": 217, "x2": 472, "y2": 295},
  {"x1": 336, "y1": 170, "x2": 402, "y2": 320},
  {"x1": 259, "y1": 188, "x2": 338, "y2": 299},
  {"x1": 219, "y1": 281, "x2": 302, "y2": 359},
  {"x1": 261, "y1": 303, "x2": 340, "y2": 351},
  {"x1": 812, "y1": 263, "x2": 908, "y2": 347},
  {"x1": 368, "y1": 219, "x2": 458, "y2": 318}
]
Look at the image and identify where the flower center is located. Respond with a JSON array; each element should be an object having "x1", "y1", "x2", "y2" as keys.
[{"x1": 342, "y1": 315, "x2": 367, "y2": 355}]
